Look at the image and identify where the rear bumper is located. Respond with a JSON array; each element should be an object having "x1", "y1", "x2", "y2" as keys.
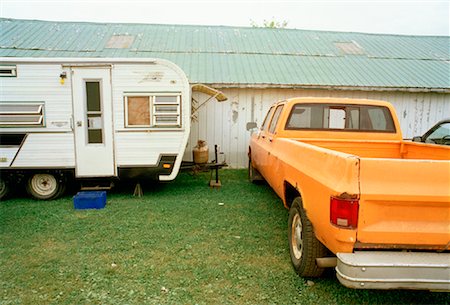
[{"x1": 336, "y1": 251, "x2": 450, "y2": 291}]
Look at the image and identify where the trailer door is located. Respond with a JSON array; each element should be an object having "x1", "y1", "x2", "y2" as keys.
[{"x1": 72, "y1": 68, "x2": 115, "y2": 177}]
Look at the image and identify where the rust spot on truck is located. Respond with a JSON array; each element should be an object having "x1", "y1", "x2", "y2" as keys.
[
  {"x1": 337, "y1": 192, "x2": 358, "y2": 200},
  {"x1": 354, "y1": 241, "x2": 449, "y2": 252}
]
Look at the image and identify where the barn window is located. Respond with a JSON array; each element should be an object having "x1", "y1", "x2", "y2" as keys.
[
  {"x1": 0, "y1": 102, "x2": 45, "y2": 127},
  {"x1": 0, "y1": 65, "x2": 17, "y2": 77},
  {"x1": 106, "y1": 35, "x2": 135, "y2": 49},
  {"x1": 124, "y1": 94, "x2": 181, "y2": 128}
]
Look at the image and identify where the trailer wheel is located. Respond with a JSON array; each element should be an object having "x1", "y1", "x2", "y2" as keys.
[
  {"x1": 0, "y1": 178, "x2": 9, "y2": 200},
  {"x1": 288, "y1": 197, "x2": 327, "y2": 277},
  {"x1": 26, "y1": 173, "x2": 62, "y2": 200}
]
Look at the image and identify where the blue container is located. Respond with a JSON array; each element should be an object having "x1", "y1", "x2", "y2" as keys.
[{"x1": 73, "y1": 191, "x2": 107, "y2": 210}]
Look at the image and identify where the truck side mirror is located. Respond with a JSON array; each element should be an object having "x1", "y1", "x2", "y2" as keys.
[
  {"x1": 246, "y1": 122, "x2": 258, "y2": 131},
  {"x1": 412, "y1": 136, "x2": 422, "y2": 142}
]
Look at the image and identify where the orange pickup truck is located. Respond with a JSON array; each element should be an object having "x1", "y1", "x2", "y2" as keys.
[{"x1": 248, "y1": 97, "x2": 450, "y2": 291}]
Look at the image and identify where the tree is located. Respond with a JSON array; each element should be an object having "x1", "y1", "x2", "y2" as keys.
[{"x1": 250, "y1": 19, "x2": 289, "y2": 29}]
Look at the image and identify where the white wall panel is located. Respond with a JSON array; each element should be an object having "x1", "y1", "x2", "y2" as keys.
[
  {"x1": 115, "y1": 132, "x2": 185, "y2": 166},
  {"x1": 0, "y1": 64, "x2": 73, "y2": 132},
  {"x1": 184, "y1": 88, "x2": 449, "y2": 168},
  {"x1": 12, "y1": 133, "x2": 75, "y2": 167}
]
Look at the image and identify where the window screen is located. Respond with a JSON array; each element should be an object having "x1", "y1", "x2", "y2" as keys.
[
  {"x1": 125, "y1": 94, "x2": 181, "y2": 128},
  {"x1": 153, "y1": 96, "x2": 180, "y2": 126},
  {"x1": 0, "y1": 102, "x2": 44, "y2": 127}
]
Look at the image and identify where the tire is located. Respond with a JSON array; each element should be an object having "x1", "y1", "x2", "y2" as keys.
[
  {"x1": 288, "y1": 197, "x2": 327, "y2": 277},
  {"x1": 26, "y1": 173, "x2": 64, "y2": 200},
  {"x1": 55, "y1": 176, "x2": 67, "y2": 198},
  {"x1": 248, "y1": 157, "x2": 263, "y2": 183},
  {"x1": 0, "y1": 178, "x2": 9, "y2": 201}
]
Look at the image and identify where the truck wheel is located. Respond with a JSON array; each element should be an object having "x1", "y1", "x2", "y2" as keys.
[
  {"x1": 26, "y1": 173, "x2": 63, "y2": 200},
  {"x1": 0, "y1": 178, "x2": 9, "y2": 200},
  {"x1": 248, "y1": 158, "x2": 263, "y2": 183},
  {"x1": 288, "y1": 197, "x2": 327, "y2": 277}
]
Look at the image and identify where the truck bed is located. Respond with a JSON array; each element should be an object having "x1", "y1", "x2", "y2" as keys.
[
  {"x1": 289, "y1": 138, "x2": 450, "y2": 250},
  {"x1": 297, "y1": 139, "x2": 450, "y2": 160}
]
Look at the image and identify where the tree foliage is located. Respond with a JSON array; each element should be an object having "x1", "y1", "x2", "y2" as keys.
[{"x1": 250, "y1": 19, "x2": 289, "y2": 29}]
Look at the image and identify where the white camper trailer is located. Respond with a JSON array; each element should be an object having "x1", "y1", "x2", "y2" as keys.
[{"x1": 0, "y1": 58, "x2": 191, "y2": 200}]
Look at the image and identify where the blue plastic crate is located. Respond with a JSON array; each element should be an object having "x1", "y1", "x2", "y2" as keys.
[{"x1": 73, "y1": 191, "x2": 106, "y2": 210}]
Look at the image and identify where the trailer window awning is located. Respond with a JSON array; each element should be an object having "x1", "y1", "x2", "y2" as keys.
[{"x1": 191, "y1": 84, "x2": 227, "y2": 102}]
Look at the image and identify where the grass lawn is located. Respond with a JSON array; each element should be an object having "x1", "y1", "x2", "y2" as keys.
[{"x1": 0, "y1": 169, "x2": 448, "y2": 305}]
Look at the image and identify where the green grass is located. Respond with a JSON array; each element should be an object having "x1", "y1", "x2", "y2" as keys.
[{"x1": 0, "y1": 170, "x2": 448, "y2": 304}]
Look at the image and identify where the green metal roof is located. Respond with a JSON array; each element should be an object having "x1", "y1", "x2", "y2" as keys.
[{"x1": 1, "y1": 18, "x2": 449, "y2": 91}]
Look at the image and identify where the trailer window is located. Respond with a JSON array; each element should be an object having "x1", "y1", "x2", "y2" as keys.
[
  {"x1": 85, "y1": 81, "x2": 103, "y2": 144},
  {"x1": 0, "y1": 65, "x2": 17, "y2": 77},
  {"x1": 0, "y1": 102, "x2": 45, "y2": 127},
  {"x1": 286, "y1": 103, "x2": 396, "y2": 132},
  {"x1": 153, "y1": 96, "x2": 181, "y2": 126},
  {"x1": 126, "y1": 96, "x2": 151, "y2": 126},
  {"x1": 125, "y1": 94, "x2": 181, "y2": 128}
]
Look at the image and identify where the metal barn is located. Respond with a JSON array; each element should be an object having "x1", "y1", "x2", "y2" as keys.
[{"x1": 1, "y1": 18, "x2": 449, "y2": 168}]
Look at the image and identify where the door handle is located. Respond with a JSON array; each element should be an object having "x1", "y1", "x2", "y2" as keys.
[{"x1": 76, "y1": 121, "x2": 83, "y2": 127}]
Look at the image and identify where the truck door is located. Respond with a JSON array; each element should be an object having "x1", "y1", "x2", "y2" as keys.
[
  {"x1": 72, "y1": 68, "x2": 115, "y2": 177},
  {"x1": 251, "y1": 106, "x2": 275, "y2": 172},
  {"x1": 264, "y1": 104, "x2": 285, "y2": 190}
]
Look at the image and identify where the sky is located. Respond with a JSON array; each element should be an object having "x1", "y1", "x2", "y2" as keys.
[{"x1": 0, "y1": 0, "x2": 449, "y2": 36}]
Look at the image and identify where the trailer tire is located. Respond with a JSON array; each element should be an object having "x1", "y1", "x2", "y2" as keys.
[
  {"x1": 26, "y1": 173, "x2": 63, "y2": 200},
  {"x1": 0, "y1": 178, "x2": 9, "y2": 200},
  {"x1": 288, "y1": 197, "x2": 327, "y2": 277}
]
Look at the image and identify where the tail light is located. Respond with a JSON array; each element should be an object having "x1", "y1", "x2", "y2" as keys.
[{"x1": 330, "y1": 197, "x2": 359, "y2": 229}]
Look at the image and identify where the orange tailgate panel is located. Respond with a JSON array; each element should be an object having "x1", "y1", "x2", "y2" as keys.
[{"x1": 357, "y1": 158, "x2": 450, "y2": 248}]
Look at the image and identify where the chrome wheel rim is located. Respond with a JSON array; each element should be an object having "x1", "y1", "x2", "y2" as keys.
[
  {"x1": 31, "y1": 174, "x2": 57, "y2": 196},
  {"x1": 291, "y1": 213, "x2": 303, "y2": 260}
]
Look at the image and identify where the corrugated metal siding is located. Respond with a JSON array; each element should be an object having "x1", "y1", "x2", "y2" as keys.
[
  {"x1": 1, "y1": 18, "x2": 449, "y2": 90},
  {"x1": 184, "y1": 89, "x2": 450, "y2": 168}
]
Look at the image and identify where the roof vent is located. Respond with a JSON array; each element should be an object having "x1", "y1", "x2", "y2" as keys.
[
  {"x1": 334, "y1": 41, "x2": 365, "y2": 55},
  {"x1": 106, "y1": 35, "x2": 134, "y2": 49}
]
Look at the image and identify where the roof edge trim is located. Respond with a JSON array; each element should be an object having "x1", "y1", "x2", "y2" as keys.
[{"x1": 203, "y1": 83, "x2": 450, "y2": 93}]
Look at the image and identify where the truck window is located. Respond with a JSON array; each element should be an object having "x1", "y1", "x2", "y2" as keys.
[
  {"x1": 367, "y1": 107, "x2": 393, "y2": 131},
  {"x1": 261, "y1": 106, "x2": 275, "y2": 131},
  {"x1": 268, "y1": 105, "x2": 284, "y2": 134},
  {"x1": 286, "y1": 103, "x2": 396, "y2": 133}
]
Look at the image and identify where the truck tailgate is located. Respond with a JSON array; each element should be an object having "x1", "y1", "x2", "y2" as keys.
[{"x1": 357, "y1": 158, "x2": 450, "y2": 249}]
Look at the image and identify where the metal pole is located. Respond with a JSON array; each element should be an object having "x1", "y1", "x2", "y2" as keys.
[{"x1": 215, "y1": 144, "x2": 219, "y2": 183}]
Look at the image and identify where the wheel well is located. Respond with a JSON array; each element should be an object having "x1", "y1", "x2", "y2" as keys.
[
  {"x1": 1, "y1": 169, "x2": 74, "y2": 184},
  {"x1": 284, "y1": 181, "x2": 300, "y2": 208}
]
